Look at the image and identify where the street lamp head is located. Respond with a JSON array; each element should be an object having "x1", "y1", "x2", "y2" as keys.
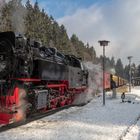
[
  {"x1": 98, "y1": 40, "x2": 110, "y2": 46},
  {"x1": 127, "y1": 56, "x2": 133, "y2": 60}
]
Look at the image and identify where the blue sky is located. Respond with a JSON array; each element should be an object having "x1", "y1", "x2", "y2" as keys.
[{"x1": 31, "y1": 0, "x2": 112, "y2": 19}]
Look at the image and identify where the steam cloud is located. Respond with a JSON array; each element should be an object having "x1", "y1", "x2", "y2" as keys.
[
  {"x1": 73, "y1": 62, "x2": 103, "y2": 105},
  {"x1": 11, "y1": 3, "x2": 27, "y2": 33},
  {"x1": 0, "y1": 0, "x2": 5, "y2": 12},
  {"x1": 57, "y1": 0, "x2": 140, "y2": 65},
  {"x1": 0, "y1": 0, "x2": 26, "y2": 33}
]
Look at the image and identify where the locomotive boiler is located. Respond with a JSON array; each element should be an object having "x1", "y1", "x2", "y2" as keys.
[{"x1": 0, "y1": 31, "x2": 88, "y2": 125}]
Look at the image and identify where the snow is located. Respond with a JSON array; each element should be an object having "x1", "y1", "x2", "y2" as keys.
[{"x1": 0, "y1": 87, "x2": 140, "y2": 140}]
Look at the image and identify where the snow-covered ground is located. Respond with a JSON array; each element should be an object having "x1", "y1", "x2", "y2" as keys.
[{"x1": 0, "y1": 87, "x2": 140, "y2": 140}]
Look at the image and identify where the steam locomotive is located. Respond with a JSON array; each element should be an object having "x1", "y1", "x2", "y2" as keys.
[
  {"x1": 0, "y1": 31, "x2": 88, "y2": 125},
  {"x1": 0, "y1": 31, "x2": 128, "y2": 126}
]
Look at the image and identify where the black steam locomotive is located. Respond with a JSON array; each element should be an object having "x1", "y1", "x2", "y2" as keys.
[{"x1": 0, "y1": 31, "x2": 88, "y2": 125}]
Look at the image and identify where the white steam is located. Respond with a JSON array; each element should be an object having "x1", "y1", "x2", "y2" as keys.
[
  {"x1": 73, "y1": 62, "x2": 103, "y2": 105},
  {"x1": 11, "y1": 2, "x2": 27, "y2": 33},
  {"x1": 57, "y1": 0, "x2": 140, "y2": 65},
  {"x1": 0, "y1": 0, "x2": 26, "y2": 33},
  {"x1": 84, "y1": 61, "x2": 103, "y2": 96},
  {"x1": 0, "y1": 0, "x2": 5, "y2": 12}
]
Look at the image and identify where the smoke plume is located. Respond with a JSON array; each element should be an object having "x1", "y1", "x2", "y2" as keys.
[
  {"x1": 0, "y1": 0, "x2": 5, "y2": 13},
  {"x1": 73, "y1": 61, "x2": 103, "y2": 105},
  {"x1": 0, "y1": 0, "x2": 27, "y2": 33},
  {"x1": 10, "y1": 2, "x2": 27, "y2": 33}
]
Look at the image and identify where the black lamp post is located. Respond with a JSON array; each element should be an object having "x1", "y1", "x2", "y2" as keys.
[
  {"x1": 127, "y1": 56, "x2": 133, "y2": 92},
  {"x1": 98, "y1": 40, "x2": 110, "y2": 105}
]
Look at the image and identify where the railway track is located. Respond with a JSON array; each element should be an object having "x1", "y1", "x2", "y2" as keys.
[
  {"x1": 0, "y1": 104, "x2": 74, "y2": 132},
  {"x1": 119, "y1": 113, "x2": 140, "y2": 139},
  {"x1": 0, "y1": 102, "x2": 87, "y2": 133}
]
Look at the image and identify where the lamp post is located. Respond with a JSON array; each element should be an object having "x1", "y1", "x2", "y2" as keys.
[
  {"x1": 98, "y1": 40, "x2": 110, "y2": 105},
  {"x1": 127, "y1": 56, "x2": 133, "y2": 92}
]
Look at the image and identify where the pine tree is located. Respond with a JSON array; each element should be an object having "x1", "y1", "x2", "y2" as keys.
[
  {"x1": 70, "y1": 34, "x2": 86, "y2": 59},
  {"x1": 110, "y1": 57, "x2": 115, "y2": 68},
  {"x1": 124, "y1": 65, "x2": 129, "y2": 80},
  {"x1": 24, "y1": 0, "x2": 34, "y2": 38},
  {"x1": 115, "y1": 58, "x2": 124, "y2": 77},
  {"x1": 0, "y1": 1, "x2": 13, "y2": 31},
  {"x1": 136, "y1": 65, "x2": 140, "y2": 77}
]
